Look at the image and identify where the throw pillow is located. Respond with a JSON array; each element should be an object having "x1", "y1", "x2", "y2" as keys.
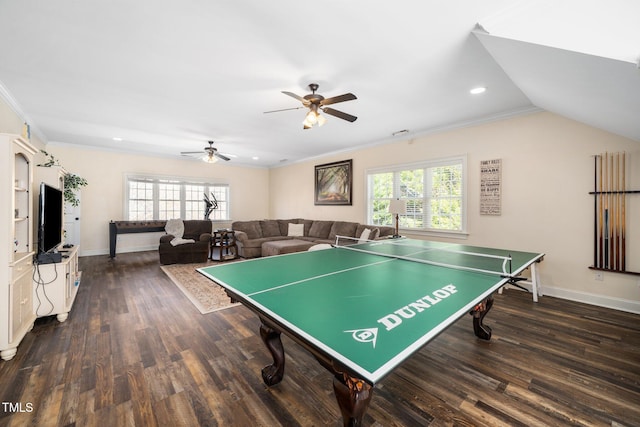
[
  {"x1": 288, "y1": 223, "x2": 304, "y2": 237},
  {"x1": 358, "y1": 228, "x2": 371, "y2": 242}
]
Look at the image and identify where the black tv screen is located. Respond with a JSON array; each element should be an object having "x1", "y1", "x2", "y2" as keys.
[{"x1": 38, "y1": 182, "x2": 63, "y2": 254}]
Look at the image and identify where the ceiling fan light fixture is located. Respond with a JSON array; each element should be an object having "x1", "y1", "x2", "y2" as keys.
[
  {"x1": 317, "y1": 113, "x2": 327, "y2": 126},
  {"x1": 302, "y1": 116, "x2": 313, "y2": 129},
  {"x1": 305, "y1": 110, "x2": 318, "y2": 125},
  {"x1": 203, "y1": 153, "x2": 218, "y2": 164}
]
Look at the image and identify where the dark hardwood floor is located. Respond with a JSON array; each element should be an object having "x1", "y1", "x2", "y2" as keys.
[{"x1": 1, "y1": 251, "x2": 639, "y2": 426}]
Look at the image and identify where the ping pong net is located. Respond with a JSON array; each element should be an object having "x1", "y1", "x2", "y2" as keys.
[{"x1": 333, "y1": 235, "x2": 514, "y2": 277}]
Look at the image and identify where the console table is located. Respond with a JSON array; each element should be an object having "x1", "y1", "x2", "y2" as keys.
[{"x1": 109, "y1": 220, "x2": 166, "y2": 258}]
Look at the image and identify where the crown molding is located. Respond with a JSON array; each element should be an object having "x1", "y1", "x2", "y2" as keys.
[{"x1": 0, "y1": 79, "x2": 47, "y2": 143}]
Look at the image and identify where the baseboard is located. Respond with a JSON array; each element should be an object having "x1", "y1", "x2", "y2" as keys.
[
  {"x1": 498, "y1": 281, "x2": 640, "y2": 314},
  {"x1": 81, "y1": 245, "x2": 158, "y2": 257},
  {"x1": 539, "y1": 285, "x2": 640, "y2": 315}
]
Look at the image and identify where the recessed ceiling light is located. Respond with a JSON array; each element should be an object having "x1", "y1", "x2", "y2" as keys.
[
  {"x1": 252, "y1": 156, "x2": 259, "y2": 160},
  {"x1": 112, "y1": 137, "x2": 123, "y2": 141},
  {"x1": 470, "y1": 87, "x2": 487, "y2": 95}
]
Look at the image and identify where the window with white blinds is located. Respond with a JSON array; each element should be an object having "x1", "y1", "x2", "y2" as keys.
[{"x1": 125, "y1": 175, "x2": 229, "y2": 221}]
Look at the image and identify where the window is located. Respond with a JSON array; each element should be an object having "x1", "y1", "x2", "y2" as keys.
[
  {"x1": 367, "y1": 156, "x2": 466, "y2": 234},
  {"x1": 126, "y1": 175, "x2": 230, "y2": 221}
]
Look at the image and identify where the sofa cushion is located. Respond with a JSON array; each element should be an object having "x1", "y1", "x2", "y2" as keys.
[
  {"x1": 288, "y1": 223, "x2": 304, "y2": 236},
  {"x1": 277, "y1": 219, "x2": 298, "y2": 236},
  {"x1": 358, "y1": 227, "x2": 380, "y2": 242},
  {"x1": 308, "y1": 220, "x2": 333, "y2": 238},
  {"x1": 356, "y1": 224, "x2": 393, "y2": 239},
  {"x1": 376, "y1": 225, "x2": 395, "y2": 238},
  {"x1": 182, "y1": 220, "x2": 213, "y2": 240},
  {"x1": 233, "y1": 221, "x2": 263, "y2": 239},
  {"x1": 261, "y1": 239, "x2": 316, "y2": 257},
  {"x1": 299, "y1": 219, "x2": 313, "y2": 236},
  {"x1": 328, "y1": 221, "x2": 359, "y2": 240},
  {"x1": 369, "y1": 228, "x2": 380, "y2": 240},
  {"x1": 260, "y1": 220, "x2": 281, "y2": 237}
]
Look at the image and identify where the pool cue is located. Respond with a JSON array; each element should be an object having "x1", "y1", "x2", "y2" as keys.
[
  {"x1": 604, "y1": 152, "x2": 609, "y2": 269},
  {"x1": 616, "y1": 153, "x2": 622, "y2": 271},
  {"x1": 598, "y1": 154, "x2": 604, "y2": 268},
  {"x1": 614, "y1": 153, "x2": 620, "y2": 270},
  {"x1": 593, "y1": 155, "x2": 598, "y2": 268},
  {"x1": 611, "y1": 153, "x2": 616, "y2": 270},
  {"x1": 610, "y1": 153, "x2": 616, "y2": 270},
  {"x1": 620, "y1": 151, "x2": 627, "y2": 271}
]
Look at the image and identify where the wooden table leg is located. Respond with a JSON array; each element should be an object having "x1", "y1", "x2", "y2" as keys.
[
  {"x1": 259, "y1": 322, "x2": 285, "y2": 386},
  {"x1": 470, "y1": 295, "x2": 494, "y2": 340},
  {"x1": 332, "y1": 372, "x2": 373, "y2": 427}
]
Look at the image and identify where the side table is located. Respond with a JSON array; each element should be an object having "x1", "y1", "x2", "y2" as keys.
[{"x1": 210, "y1": 229, "x2": 237, "y2": 261}]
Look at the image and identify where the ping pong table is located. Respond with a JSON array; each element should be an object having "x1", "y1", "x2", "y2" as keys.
[{"x1": 198, "y1": 238, "x2": 544, "y2": 426}]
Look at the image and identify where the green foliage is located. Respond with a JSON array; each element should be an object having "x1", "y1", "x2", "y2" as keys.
[
  {"x1": 37, "y1": 150, "x2": 61, "y2": 167},
  {"x1": 64, "y1": 173, "x2": 88, "y2": 207},
  {"x1": 37, "y1": 150, "x2": 88, "y2": 206},
  {"x1": 370, "y1": 164, "x2": 462, "y2": 231}
]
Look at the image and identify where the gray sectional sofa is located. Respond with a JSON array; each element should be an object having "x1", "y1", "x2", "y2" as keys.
[{"x1": 232, "y1": 219, "x2": 395, "y2": 258}]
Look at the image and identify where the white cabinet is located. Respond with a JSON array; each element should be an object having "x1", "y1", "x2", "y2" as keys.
[
  {"x1": 33, "y1": 245, "x2": 81, "y2": 322},
  {"x1": 1, "y1": 133, "x2": 38, "y2": 361}
]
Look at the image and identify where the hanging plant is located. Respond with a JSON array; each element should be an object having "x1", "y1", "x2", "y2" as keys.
[
  {"x1": 37, "y1": 150, "x2": 61, "y2": 167},
  {"x1": 63, "y1": 173, "x2": 88, "y2": 206},
  {"x1": 37, "y1": 150, "x2": 88, "y2": 206}
]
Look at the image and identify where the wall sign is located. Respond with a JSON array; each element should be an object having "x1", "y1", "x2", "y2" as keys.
[{"x1": 480, "y1": 159, "x2": 502, "y2": 215}]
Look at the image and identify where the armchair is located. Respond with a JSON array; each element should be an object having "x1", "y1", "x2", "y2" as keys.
[{"x1": 158, "y1": 220, "x2": 213, "y2": 265}]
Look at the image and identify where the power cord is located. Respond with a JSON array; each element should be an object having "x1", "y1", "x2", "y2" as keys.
[{"x1": 32, "y1": 253, "x2": 58, "y2": 317}]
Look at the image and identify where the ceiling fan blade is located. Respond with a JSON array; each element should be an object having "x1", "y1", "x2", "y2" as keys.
[
  {"x1": 215, "y1": 152, "x2": 230, "y2": 161},
  {"x1": 263, "y1": 106, "x2": 305, "y2": 114},
  {"x1": 181, "y1": 151, "x2": 203, "y2": 155},
  {"x1": 282, "y1": 91, "x2": 311, "y2": 106},
  {"x1": 321, "y1": 107, "x2": 357, "y2": 122},
  {"x1": 282, "y1": 91, "x2": 306, "y2": 102},
  {"x1": 320, "y1": 93, "x2": 357, "y2": 106}
]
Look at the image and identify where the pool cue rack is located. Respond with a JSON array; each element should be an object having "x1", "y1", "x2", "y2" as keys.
[{"x1": 589, "y1": 152, "x2": 640, "y2": 276}]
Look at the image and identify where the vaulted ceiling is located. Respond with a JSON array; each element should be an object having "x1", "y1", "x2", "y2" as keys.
[{"x1": 0, "y1": 1, "x2": 638, "y2": 167}]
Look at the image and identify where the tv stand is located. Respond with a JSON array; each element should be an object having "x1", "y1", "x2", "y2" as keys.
[
  {"x1": 33, "y1": 245, "x2": 81, "y2": 322},
  {"x1": 36, "y1": 251, "x2": 62, "y2": 264}
]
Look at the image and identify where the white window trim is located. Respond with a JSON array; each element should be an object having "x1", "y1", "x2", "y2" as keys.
[
  {"x1": 364, "y1": 155, "x2": 468, "y2": 238},
  {"x1": 124, "y1": 173, "x2": 230, "y2": 222}
]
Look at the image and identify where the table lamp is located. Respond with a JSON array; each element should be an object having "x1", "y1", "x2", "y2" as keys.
[{"x1": 388, "y1": 198, "x2": 407, "y2": 238}]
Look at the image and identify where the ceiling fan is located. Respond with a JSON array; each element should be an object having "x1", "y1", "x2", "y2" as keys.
[
  {"x1": 265, "y1": 83, "x2": 357, "y2": 129},
  {"x1": 181, "y1": 141, "x2": 230, "y2": 163}
]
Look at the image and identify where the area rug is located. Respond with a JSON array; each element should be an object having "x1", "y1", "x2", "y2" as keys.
[{"x1": 160, "y1": 261, "x2": 241, "y2": 314}]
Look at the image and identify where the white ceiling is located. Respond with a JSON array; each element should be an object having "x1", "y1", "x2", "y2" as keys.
[{"x1": 0, "y1": 0, "x2": 638, "y2": 167}]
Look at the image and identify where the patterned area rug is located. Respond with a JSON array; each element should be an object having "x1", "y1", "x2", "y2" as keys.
[{"x1": 161, "y1": 260, "x2": 241, "y2": 314}]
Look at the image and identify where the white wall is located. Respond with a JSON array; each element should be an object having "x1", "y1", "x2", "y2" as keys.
[
  {"x1": 270, "y1": 112, "x2": 640, "y2": 313},
  {"x1": 37, "y1": 145, "x2": 270, "y2": 256},
  {"x1": 2, "y1": 91, "x2": 639, "y2": 313}
]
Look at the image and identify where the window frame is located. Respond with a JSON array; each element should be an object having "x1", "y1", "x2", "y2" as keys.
[
  {"x1": 365, "y1": 155, "x2": 468, "y2": 238},
  {"x1": 124, "y1": 174, "x2": 230, "y2": 222}
]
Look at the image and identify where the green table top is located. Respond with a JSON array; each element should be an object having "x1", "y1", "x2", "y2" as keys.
[{"x1": 198, "y1": 239, "x2": 543, "y2": 384}]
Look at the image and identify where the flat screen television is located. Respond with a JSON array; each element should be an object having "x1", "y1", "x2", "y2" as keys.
[{"x1": 38, "y1": 182, "x2": 64, "y2": 254}]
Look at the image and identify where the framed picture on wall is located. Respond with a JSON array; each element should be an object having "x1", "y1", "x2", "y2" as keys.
[{"x1": 314, "y1": 159, "x2": 353, "y2": 205}]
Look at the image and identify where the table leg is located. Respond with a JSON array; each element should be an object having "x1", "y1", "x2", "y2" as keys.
[
  {"x1": 109, "y1": 222, "x2": 117, "y2": 258},
  {"x1": 333, "y1": 372, "x2": 373, "y2": 427},
  {"x1": 259, "y1": 322, "x2": 285, "y2": 386},
  {"x1": 470, "y1": 295, "x2": 494, "y2": 340}
]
